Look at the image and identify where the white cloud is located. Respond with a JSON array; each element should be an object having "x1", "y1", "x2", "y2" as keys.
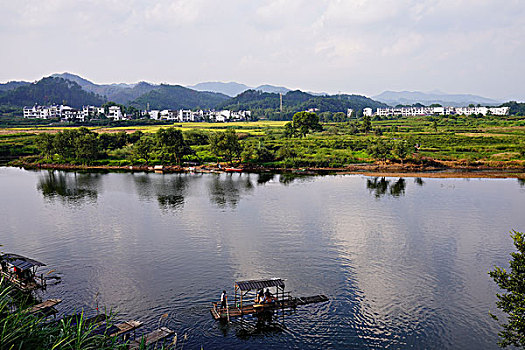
[{"x1": 0, "y1": 0, "x2": 523, "y2": 99}]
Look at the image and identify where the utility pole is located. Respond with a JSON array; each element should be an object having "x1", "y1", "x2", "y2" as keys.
[{"x1": 280, "y1": 93, "x2": 283, "y2": 117}]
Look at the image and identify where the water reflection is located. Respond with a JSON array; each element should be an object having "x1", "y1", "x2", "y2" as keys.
[
  {"x1": 208, "y1": 174, "x2": 254, "y2": 209},
  {"x1": 414, "y1": 177, "x2": 425, "y2": 186},
  {"x1": 518, "y1": 178, "x2": 525, "y2": 187},
  {"x1": 132, "y1": 174, "x2": 191, "y2": 211},
  {"x1": 366, "y1": 177, "x2": 407, "y2": 198},
  {"x1": 37, "y1": 171, "x2": 99, "y2": 204},
  {"x1": 279, "y1": 173, "x2": 315, "y2": 185},
  {"x1": 257, "y1": 173, "x2": 275, "y2": 185}
]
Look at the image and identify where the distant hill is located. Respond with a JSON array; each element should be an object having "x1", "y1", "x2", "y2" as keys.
[
  {"x1": 253, "y1": 84, "x2": 291, "y2": 94},
  {"x1": 129, "y1": 84, "x2": 230, "y2": 110},
  {"x1": 217, "y1": 89, "x2": 387, "y2": 119},
  {"x1": 0, "y1": 81, "x2": 31, "y2": 92},
  {"x1": 52, "y1": 72, "x2": 157, "y2": 103},
  {"x1": 187, "y1": 82, "x2": 250, "y2": 97},
  {"x1": 187, "y1": 81, "x2": 292, "y2": 96},
  {"x1": 0, "y1": 77, "x2": 105, "y2": 108},
  {"x1": 373, "y1": 90, "x2": 501, "y2": 107}
]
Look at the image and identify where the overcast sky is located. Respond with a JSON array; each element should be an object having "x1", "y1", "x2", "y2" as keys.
[{"x1": 1, "y1": 0, "x2": 524, "y2": 100}]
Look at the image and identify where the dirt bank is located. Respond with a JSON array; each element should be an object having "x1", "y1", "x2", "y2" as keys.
[{"x1": 10, "y1": 159, "x2": 525, "y2": 179}]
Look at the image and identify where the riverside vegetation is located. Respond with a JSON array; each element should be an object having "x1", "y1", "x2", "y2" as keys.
[
  {"x1": 1, "y1": 111, "x2": 524, "y2": 172},
  {"x1": 0, "y1": 281, "x2": 181, "y2": 350}
]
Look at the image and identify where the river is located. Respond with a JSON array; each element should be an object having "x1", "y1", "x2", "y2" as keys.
[{"x1": 1, "y1": 167, "x2": 524, "y2": 349}]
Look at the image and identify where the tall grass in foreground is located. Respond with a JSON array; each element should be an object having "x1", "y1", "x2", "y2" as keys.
[{"x1": 0, "y1": 279, "x2": 181, "y2": 349}]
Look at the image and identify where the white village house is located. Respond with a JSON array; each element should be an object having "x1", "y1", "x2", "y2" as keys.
[
  {"x1": 367, "y1": 106, "x2": 509, "y2": 117},
  {"x1": 23, "y1": 104, "x2": 252, "y2": 123}
]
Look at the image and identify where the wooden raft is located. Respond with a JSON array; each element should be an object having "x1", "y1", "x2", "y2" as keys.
[
  {"x1": 1, "y1": 272, "x2": 41, "y2": 292},
  {"x1": 128, "y1": 327, "x2": 174, "y2": 349},
  {"x1": 27, "y1": 299, "x2": 62, "y2": 317},
  {"x1": 110, "y1": 320, "x2": 143, "y2": 337},
  {"x1": 211, "y1": 294, "x2": 329, "y2": 320}
]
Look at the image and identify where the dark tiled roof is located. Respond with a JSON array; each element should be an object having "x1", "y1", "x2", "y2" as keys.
[
  {"x1": 1, "y1": 253, "x2": 45, "y2": 270},
  {"x1": 235, "y1": 278, "x2": 285, "y2": 291}
]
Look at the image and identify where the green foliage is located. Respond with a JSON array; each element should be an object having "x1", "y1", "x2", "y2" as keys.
[
  {"x1": 362, "y1": 115, "x2": 372, "y2": 133},
  {"x1": 367, "y1": 139, "x2": 391, "y2": 162},
  {"x1": 501, "y1": 101, "x2": 525, "y2": 116},
  {"x1": 289, "y1": 111, "x2": 323, "y2": 137},
  {"x1": 74, "y1": 130, "x2": 101, "y2": 164},
  {"x1": 489, "y1": 231, "x2": 525, "y2": 348},
  {"x1": 35, "y1": 133, "x2": 55, "y2": 158},
  {"x1": 392, "y1": 140, "x2": 411, "y2": 163},
  {"x1": 132, "y1": 136, "x2": 155, "y2": 163},
  {"x1": 209, "y1": 129, "x2": 242, "y2": 164},
  {"x1": 156, "y1": 127, "x2": 193, "y2": 164},
  {"x1": 183, "y1": 129, "x2": 210, "y2": 146},
  {"x1": 129, "y1": 84, "x2": 229, "y2": 110},
  {"x1": 217, "y1": 89, "x2": 387, "y2": 120},
  {"x1": 0, "y1": 281, "x2": 128, "y2": 349},
  {"x1": 241, "y1": 140, "x2": 274, "y2": 163},
  {"x1": 0, "y1": 77, "x2": 104, "y2": 108}
]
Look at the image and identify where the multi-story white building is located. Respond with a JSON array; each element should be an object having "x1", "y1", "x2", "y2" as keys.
[
  {"x1": 370, "y1": 106, "x2": 510, "y2": 117},
  {"x1": 23, "y1": 105, "x2": 60, "y2": 119},
  {"x1": 107, "y1": 106, "x2": 124, "y2": 120},
  {"x1": 82, "y1": 105, "x2": 104, "y2": 119},
  {"x1": 23, "y1": 103, "x2": 252, "y2": 123}
]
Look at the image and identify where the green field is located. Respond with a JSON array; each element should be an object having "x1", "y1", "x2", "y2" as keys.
[{"x1": 1, "y1": 115, "x2": 524, "y2": 168}]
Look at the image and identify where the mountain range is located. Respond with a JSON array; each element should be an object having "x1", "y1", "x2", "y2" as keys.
[
  {"x1": 373, "y1": 90, "x2": 501, "y2": 107},
  {"x1": 0, "y1": 73, "x2": 510, "y2": 120}
]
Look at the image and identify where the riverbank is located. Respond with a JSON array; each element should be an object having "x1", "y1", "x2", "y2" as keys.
[{"x1": 10, "y1": 158, "x2": 525, "y2": 179}]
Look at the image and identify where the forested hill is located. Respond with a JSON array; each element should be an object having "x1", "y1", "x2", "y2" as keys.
[
  {"x1": 0, "y1": 81, "x2": 30, "y2": 92},
  {"x1": 216, "y1": 89, "x2": 388, "y2": 120},
  {"x1": 128, "y1": 84, "x2": 230, "y2": 110},
  {"x1": 0, "y1": 77, "x2": 104, "y2": 108},
  {"x1": 51, "y1": 73, "x2": 158, "y2": 104}
]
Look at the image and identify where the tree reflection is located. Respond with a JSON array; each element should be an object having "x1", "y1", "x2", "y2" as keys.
[
  {"x1": 414, "y1": 177, "x2": 425, "y2": 186},
  {"x1": 132, "y1": 174, "x2": 190, "y2": 211},
  {"x1": 257, "y1": 173, "x2": 275, "y2": 185},
  {"x1": 278, "y1": 173, "x2": 315, "y2": 185},
  {"x1": 518, "y1": 178, "x2": 525, "y2": 187},
  {"x1": 37, "y1": 171, "x2": 99, "y2": 204},
  {"x1": 208, "y1": 174, "x2": 254, "y2": 209},
  {"x1": 366, "y1": 177, "x2": 407, "y2": 198},
  {"x1": 156, "y1": 175, "x2": 188, "y2": 211}
]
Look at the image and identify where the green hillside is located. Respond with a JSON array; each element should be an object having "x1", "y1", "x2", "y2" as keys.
[
  {"x1": 0, "y1": 77, "x2": 105, "y2": 108},
  {"x1": 217, "y1": 89, "x2": 388, "y2": 120},
  {"x1": 129, "y1": 84, "x2": 230, "y2": 110}
]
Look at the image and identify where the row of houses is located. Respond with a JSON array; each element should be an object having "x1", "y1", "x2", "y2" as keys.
[
  {"x1": 363, "y1": 106, "x2": 510, "y2": 117},
  {"x1": 23, "y1": 104, "x2": 123, "y2": 122},
  {"x1": 23, "y1": 104, "x2": 252, "y2": 122},
  {"x1": 148, "y1": 109, "x2": 251, "y2": 122}
]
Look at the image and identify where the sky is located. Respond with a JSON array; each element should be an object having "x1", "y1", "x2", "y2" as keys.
[{"x1": 0, "y1": 0, "x2": 524, "y2": 100}]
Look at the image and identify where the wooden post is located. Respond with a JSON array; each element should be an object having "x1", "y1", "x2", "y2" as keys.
[{"x1": 234, "y1": 284, "x2": 237, "y2": 309}]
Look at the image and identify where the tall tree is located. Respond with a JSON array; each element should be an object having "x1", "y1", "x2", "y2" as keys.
[
  {"x1": 35, "y1": 133, "x2": 56, "y2": 159},
  {"x1": 156, "y1": 127, "x2": 191, "y2": 164},
  {"x1": 362, "y1": 115, "x2": 372, "y2": 133},
  {"x1": 489, "y1": 230, "x2": 525, "y2": 348},
  {"x1": 209, "y1": 129, "x2": 242, "y2": 164},
  {"x1": 392, "y1": 140, "x2": 411, "y2": 164},
  {"x1": 132, "y1": 136, "x2": 154, "y2": 163},
  {"x1": 74, "y1": 131, "x2": 100, "y2": 164}
]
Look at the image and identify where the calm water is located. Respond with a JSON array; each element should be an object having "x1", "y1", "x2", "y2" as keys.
[{"x1": 1, "y1": 167, "x2": 524, "y2": 349}]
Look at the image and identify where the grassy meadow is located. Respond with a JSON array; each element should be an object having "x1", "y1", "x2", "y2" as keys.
[{"x1": 1, "y1": 116, "x2": 524, "y2": 169}]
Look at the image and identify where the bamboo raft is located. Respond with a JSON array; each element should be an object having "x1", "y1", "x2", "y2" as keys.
[
  {"x1": 211, "y1": 278, "x2": 329, "y2": 320},
  {"x1": 128, "y1": 327, "x2": 174, "y2": 349},
  {"x1": 110, "y1": 320, "x2": 143, "y2": 337},
  {"x1": 0, "y1": 253, "x2": 50, "y2": 292},
  {"x1": 27, "y1": 299, "x2": 62, "y2": 317}
]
